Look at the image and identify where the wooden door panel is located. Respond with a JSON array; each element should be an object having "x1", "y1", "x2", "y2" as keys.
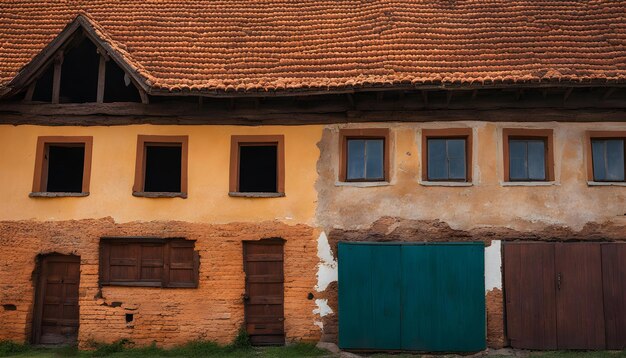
[
  {"x1": 504, "y1": 243, "x2": 558, "y2": 350},
  {"x1": 602, "y1": 243, "x2": 626, "y2": 350},
  {"x1": 555, "y1": 243, "x2": 605, "y2": 349},
  {"x1": 243, "y1": 241, "x2": 285, "y2": 346},
  {"x1": 35, "y1": 255, "x2": 80, "y2": 345}
]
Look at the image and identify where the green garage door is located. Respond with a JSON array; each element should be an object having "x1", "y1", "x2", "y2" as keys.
[{"x1": 338, "y1": 242, "x2": 485, "y2": 352}]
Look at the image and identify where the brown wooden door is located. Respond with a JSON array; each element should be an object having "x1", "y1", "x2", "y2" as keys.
[
  {"x1": 34, "y1": 255, "x2": 80, "y2": 345},
  {"x1": 554, "y1": 243, "x2": 606, "y2": 349},
  {"x1": 504, "y1": 243, "x2": 557, "y2": 349},
  {"x1": 243, "y1": 240, "x2": 285, "y2": 346},
  {"x1": 602, "y1": 243, "x2": 626, "y2": 350}
]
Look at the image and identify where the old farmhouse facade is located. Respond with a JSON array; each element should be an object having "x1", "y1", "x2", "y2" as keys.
[{"x1": 0, "y1": 1, "x2": 625, "y2": 352}]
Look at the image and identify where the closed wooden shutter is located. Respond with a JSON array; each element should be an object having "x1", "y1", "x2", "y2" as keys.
[
  {"x1": 166, "y1": 240, "x2": 199, "y2": 287},
  {"x1": 100, "y1": 238, "x2": 197, "y2": 287}
]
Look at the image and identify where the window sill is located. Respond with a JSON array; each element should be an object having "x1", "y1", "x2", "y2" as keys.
[
  {"x1": 228, "y1": 192, "x2": 285, "y2": 198},
  {"x1": 419, "y1": 181, "x2": 473, "y2": 187},
  {"x1": 132, "y1": 191, "x2": 188, "y2": 198},
  {"x1": 502, "y1": 181, "x2": 558, "y2": 187},
  {"x1": 29, "y1": 192, "x2": 89, "y2": 198},
  {"x1": 335, "y1": 181, "x2": 391, "y2": 188},
  {"x1": 587, "y1": 181, "x2": 626, "y2": 187}
]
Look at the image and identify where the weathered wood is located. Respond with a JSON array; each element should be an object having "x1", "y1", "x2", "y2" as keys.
[
  {"x1": 24, "y1": 82, "x2": 36, "y2": 102},
  {"x1": 604, "y1": 88, "x2": 616, "y2": 100},
  {"x1": 563, "y1": 88, "x2": 573, "y2": 103},
  {"x1": 1, "y1": 108, "x2": 624, "y2": 126},
  {"x1": 51, "y1": 54, "x2": 63, "y2": 104},
  {"x1": 96, "y1": 55, "x2": 107, "y2": 103}
]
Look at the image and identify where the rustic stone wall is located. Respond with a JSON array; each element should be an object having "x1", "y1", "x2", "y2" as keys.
[{"x1": 0, "y1": 218, "x2": 320, "y2": 348}]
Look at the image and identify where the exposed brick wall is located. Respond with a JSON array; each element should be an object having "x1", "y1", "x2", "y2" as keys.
[{"x1": 0, "y1": 218, "x2": 320, "y2": 348}]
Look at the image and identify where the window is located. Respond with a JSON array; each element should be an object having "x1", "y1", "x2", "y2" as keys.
[
  {"x1": 133, "y1": 135, "x2": 188, "y2": 198},
  {"x1": 229, "y1": 135, "x2": 285, "y2": 196},
  {"x1": 587, "y1": 131, "x2": 626, "y2": 182},
  {"x1": 422, "y1": 129, "x2": 472, "y2": 182},
  {"x1": 99, "y1": 238, "x2": 199, "y2": 288},
  {"x1": 31, "y1": 136, "x2": 93, "y2": 196},
  {"x1": 503, "y1": 129, "x2": 554, "y2": 182},
  {"x1": 339, "y1": 129, "x2": 390, "y2": 182}
]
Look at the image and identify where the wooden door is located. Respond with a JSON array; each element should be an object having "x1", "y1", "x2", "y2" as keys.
[
  {"x1": 504, "y1": 243, "x2": 557, "y2": 349},
  {"x1": 243, "y1": 240, "x2": 285, "y2": 345},
  {"x1": 555, "y1": 243, "x2": 606, "y2": 349},
  {"x1": 602, "y1": 243, "x2": 626, "y2": 350},
  {"x1": 33, "y1": 255, "x2": 80, "y2": 345}
]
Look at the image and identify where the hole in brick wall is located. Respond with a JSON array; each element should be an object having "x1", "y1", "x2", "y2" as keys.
[
  {"x1": 3, "y1": 304, "x2": 17, "y2": 311},
  {"x1": 125, "y1": 313, "x2": 133, "y2": 323},
  {"x1": 110, "y1": 301, "x2": 122, "y2": 308}
]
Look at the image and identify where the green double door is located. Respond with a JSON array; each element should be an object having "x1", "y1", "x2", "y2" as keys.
[{"x1": 338, "y1": 242, "x2": 485, "y2": 352}]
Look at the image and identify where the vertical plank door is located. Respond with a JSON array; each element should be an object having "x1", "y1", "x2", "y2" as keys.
[
  {"x1": 338, "y1": 243, "x2": 402, "y2": 350},
  {"x1": 504, "y1": 243, "x2": 558, "y2": 349},
  {"x1": 401, "y1": 243, "x2": 485, "y2": 351},
  {"x1": 243, "y1": 240, "x2": 285, "y2": 345},
  {"x1": 555, "y1": 243, "x2": 606, "y2": 349},
  {"x1": 34, "y1": 255, "x2": 80, "y2": 345},
  {"x1": 602, "y1": 243, "x2": 626, "y2": 350}
]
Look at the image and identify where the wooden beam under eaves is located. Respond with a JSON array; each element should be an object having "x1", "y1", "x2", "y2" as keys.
[
  {"x1": 24, "y1": 82, "x2": 36, "y2": 102},
  {"x1": 603, "y1": 88, "x2": 616, "y2": 100},
  {"x1": 563, "y1": 88, "x2": 573, "y2": 103}
]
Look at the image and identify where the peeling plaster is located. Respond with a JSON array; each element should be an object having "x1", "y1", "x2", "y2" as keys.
[
  {"x1": 485, "y1": 240, "x2": 502, "y2": 292},
  {"x1": 313, "y1": 298, "x2": 333, "y2": 317},
  {"x1": 315, "y1": 232, "x2": 337, "y2": 292}
]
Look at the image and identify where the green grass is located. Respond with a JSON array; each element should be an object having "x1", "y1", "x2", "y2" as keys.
[{"x1": 0, "y1": 340, "x2": 330, "y2": 358}]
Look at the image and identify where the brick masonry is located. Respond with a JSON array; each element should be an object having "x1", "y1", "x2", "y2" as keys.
[{"x1": 0, "y1": 218, "x2": 321, "y2": 348}]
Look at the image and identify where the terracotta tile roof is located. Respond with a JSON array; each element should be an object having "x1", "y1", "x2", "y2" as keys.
[{"x1": 1, "y1": 1, "x2": 626, "y2": 94}]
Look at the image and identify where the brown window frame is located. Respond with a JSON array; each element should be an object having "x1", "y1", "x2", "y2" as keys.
[
  {"x1": 229, "y1": 135, "x2": 285, "y2": 197},
  {"x1": 133, "y1": 135, "x2": 188, "y2": 198},
  {"x1": 339, "y1": 129, "x2": 390, "y2": 182},
  {"x1": 99, "y1": 237, "x2": 199, "y2": 288},
  {"x1": 421, "y1": 128, "x2": 473, "y2": 182},
  {"x1": 585, "y1": 131, "x2": 626, "y2": 183},
  {"x1": 503, "y1": 128, "x2": 555, "y2": 182},
  {"x1": 31, "y1": 136, "x2": 93, "y2": 197}
]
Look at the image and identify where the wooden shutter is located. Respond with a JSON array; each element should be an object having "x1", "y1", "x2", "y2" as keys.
[
  {"x1": 139, "y1": 243, "x2": 165, "y2": 286},
  {"x1": 166, "y1": 240, "x2": 198, "y2": 287},
  {"x1": 107, "y1": 243, "x2": 140, "y2": 284}
]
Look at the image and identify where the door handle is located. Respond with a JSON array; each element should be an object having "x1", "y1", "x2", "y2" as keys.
[{"x1": 557, "y1": 272, "x2": 562, "y2": 290}]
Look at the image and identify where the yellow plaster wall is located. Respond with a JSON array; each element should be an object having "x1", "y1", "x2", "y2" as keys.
[{"x1": 0, "y1": 125, "x2": 323, "y2": 224}]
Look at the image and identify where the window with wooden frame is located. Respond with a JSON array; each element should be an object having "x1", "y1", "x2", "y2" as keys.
[
  {"x1": 31, "y1": 136, "x2": 93, "y2": 197},
  {"x1": 133, "y1": 135, "x2": 188, "y2": 198},
  {"x1": 421, "y1": 128, "x2": 472, "y2": 182},
  {"x1": 503, "y1": 129, "x2": 554, "y2": 182},
  {"x1": 229, "y1": 135, "x2": 285, "y2": 197},
  {"x1": 586, "y1": 131, "x2": 626, "y2": 183},
  {"x1": 339, "y1": 129, "x2": 390, "y2": 182},
  {"x1": 99, "y1": 238, "x2": 199, "y2": 288}
]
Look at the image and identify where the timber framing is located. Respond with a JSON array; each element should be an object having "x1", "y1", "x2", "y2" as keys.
[
  {"x1": 2, "y1": 14, "x2": 149, "y2": 101},
  {"x1": 1, "y1": 86, "x2": 625, "y2": 125}
]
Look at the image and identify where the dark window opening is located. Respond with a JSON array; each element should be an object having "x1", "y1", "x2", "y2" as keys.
[
  {"x1": 239, "y1": 145, "x2": 278, "y2": 192},
  {"x1": 144, "y1": 145, "x2": 182, "y2": 193},
  {"x1": 427, "y1": 138, "x2": 467, "y2": 181},
  {"x1": 125, "y1": 313, "x2": 134, "y2": 323},
  {"x1": 509, "y1": 139, "x2": 547, "y2": 181},
  {"x1": 346, "y1": 138, "x2": 385, "y2": 181},
  {"x1": 45, "y1": 145, "x2": 85, "y2": 192},
  {"x1": 59, "y1": 39, "x2": 99, "y2": 103},
  {"x1": 104, "y1": 60, "x2": 141, "y2": 103},
  {"x1": 592, "y1": 139, "x2": 625, "y2": 182},
  {"x1": 32, "y1": 65, "x2": 54, "y2": 102}
]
